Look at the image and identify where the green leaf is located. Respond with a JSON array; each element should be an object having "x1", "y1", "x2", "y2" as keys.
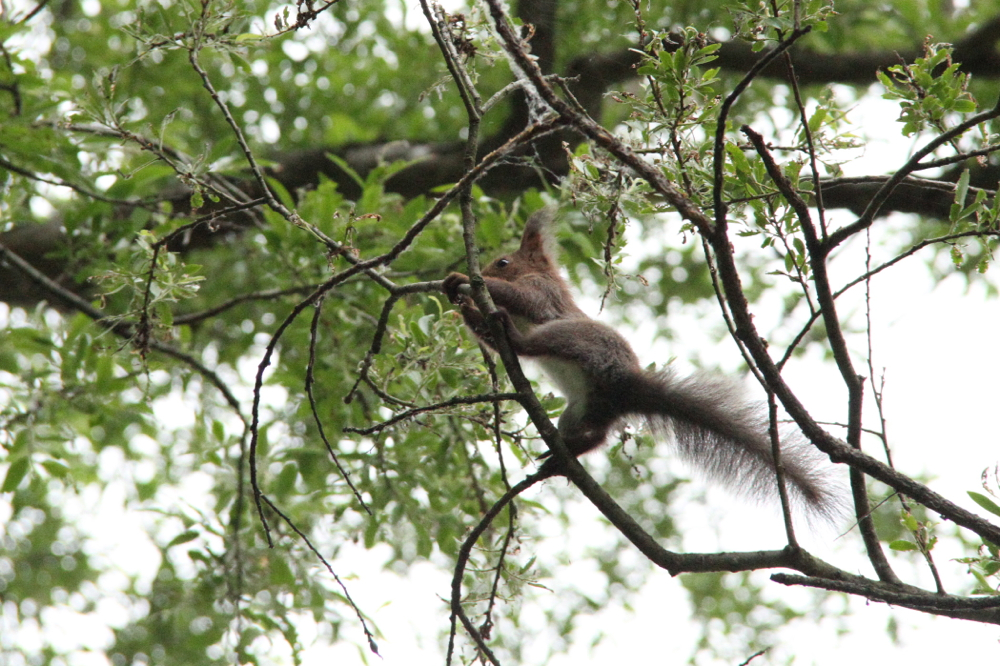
[
  {"x1": 954, "y1": 169, "x2": 970, "y2": 211},
  {"x1": 2, "y1": 456, "x2": 30, "y2": 492},
  {"x1": 274, "y1": 463, "x2": 298, "y2": 494},
  {"x1": 725, "y1": 142, "x2": 751, "y2": 175},
  {"x1": 953, "y1": 98, "x2": 977, "y2": 113},
  {"x1": 325, "y1": 153, "x2": 366, "y2": 190},
  {"x1": 168, "y1": 530, "x2": 200, "y2": 547},
  {"x1": 969, "y1": 492, "x2": 1000, "y2": 519},
  {"x1": 970, "y1": 569, "x2": 991, "y2": 592},
  {"x1": 40, "y1": 459, "x2": 70, "y2": 478},
  {"x1": 416, "y1": 527, "x2": 433, "y2": 558},
  {"x1": 156, "y1": 301, "x2": 174, "y2": 327},
  {"x1": 269, "y1": 554, "x2": 296, "y2": 585},
  {"x1": 808, "y1": 107, "x2": 827, "y2": 133},
  {"x1": 889, "y1": 540, "x2": 918, "y2": 552},
  {"x1": 0, "y1": 343, "x2": 18, "y2": 373},
  {"x1": 266, "y1": 176, "x2": 296, "y2": 209},
  {"x1": 136, "y1": 481, "x2": 158, "y2": 502}
]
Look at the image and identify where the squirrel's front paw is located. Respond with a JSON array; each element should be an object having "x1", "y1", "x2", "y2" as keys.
[
  {"x1": 442, "y1": 272, "x2": 469, "y2": 304},
  {"x1": 489, "y1": 308, "x2": 519, "y2": 338}
]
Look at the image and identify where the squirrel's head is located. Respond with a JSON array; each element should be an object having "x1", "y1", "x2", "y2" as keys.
[{"x1": 482, "y1": 209, "x2": 558, "y2": 281}]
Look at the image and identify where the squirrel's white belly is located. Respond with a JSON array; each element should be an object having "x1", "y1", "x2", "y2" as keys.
[{"x1": 536, "y1": 355, "x2": 590, "y2": 403}]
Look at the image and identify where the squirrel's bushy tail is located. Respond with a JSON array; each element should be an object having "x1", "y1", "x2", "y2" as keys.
[{"x1": 627, "y1": 369, "x2": 844, "y2": 522}]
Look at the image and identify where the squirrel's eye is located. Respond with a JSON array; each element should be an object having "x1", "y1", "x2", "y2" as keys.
[{"x1": 496, "y1": 258, "x2": 510, "y2": 268}]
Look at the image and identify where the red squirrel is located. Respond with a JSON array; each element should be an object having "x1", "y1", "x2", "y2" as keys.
[{"x1": 443, "y1": 210, "x2": 842, "y2": 518}]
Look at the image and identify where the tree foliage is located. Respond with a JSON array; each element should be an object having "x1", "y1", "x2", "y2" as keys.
[{"x1": 1, "y1": 0, "x2": 999, "y2": 664}]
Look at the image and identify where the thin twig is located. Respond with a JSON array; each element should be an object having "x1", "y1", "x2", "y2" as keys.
[
  {"x1": 174, "y1": 284, "x2": 321, "y2": 326},
  {"x1": 342, "y1": 393, "x2": 520, "y2": 436},
  {"x1": 0, "y1": 154, "x2": 158, "y2": 208},
  {"x1": 0, "y1": 241, "x2": 246, "y2": 422},
  {"x1": 863, "y1": 229, "x2": 945, "y2": 593},
  {"x1": 777, "y1": 228, "x2": 1000, "y2": 370},
  {"x1": 780, "y1": 18, "x2": 827, "y2": 239},
  {"x1": 305, "y1": 298, "x2": 372, "y2": 515},
  {"x1": 767, "y1": 392, "x2": 798, "y2": 547},
  {"x1": 712, "y1": 28, "x2": 812, "y2": 230},
  {"x1": 450, "y1": 469, "x2": 552, "y2": 665},
  {"x1": 828, "y1": 95, "x2": 1000, "y2": 250},
  {"x1": 259, "y1": 494, "x2": 380, "y2": 655}
]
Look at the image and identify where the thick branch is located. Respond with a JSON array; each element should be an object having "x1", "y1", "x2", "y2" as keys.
[
  {"x1": 8, "y1": 11, "x2": 1000, "y2": 309},
  {"x1": 771, "y1": 573, "x2": 1000, "y2": 623}
]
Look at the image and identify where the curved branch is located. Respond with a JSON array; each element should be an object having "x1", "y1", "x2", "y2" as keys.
[
  {"x1": 0, "y1": 241, "x2": 247, "y2": 423},
  {"x1": 448, "y1": 469, "x2": 551, "y2": 665},
  {"x1": 342, "y1": 393, "x2": 520, "y2": 436},
  {"x1": 8, "y1": 13, "x2": 1000, "y2": 311},
  {"x1": 771, "y1": 573, "x2": 1000, "y2": 623},
  {"x1": 827, "y1": 96, "x2": 1000, "y2": 250}
]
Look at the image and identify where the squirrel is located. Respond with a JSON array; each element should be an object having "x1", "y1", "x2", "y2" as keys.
[{"x1": 443, "y1": 210, "x2": 842, "y2": 519}]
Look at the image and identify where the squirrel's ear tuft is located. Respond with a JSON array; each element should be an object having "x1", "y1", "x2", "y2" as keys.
[{"x1": 520, "y1": 208, "x2": 558, "y2": 259}]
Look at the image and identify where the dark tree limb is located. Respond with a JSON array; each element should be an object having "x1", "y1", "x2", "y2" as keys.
[{"x1": 5, "y1": 10, "x2": 1000, "y2": 310}]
